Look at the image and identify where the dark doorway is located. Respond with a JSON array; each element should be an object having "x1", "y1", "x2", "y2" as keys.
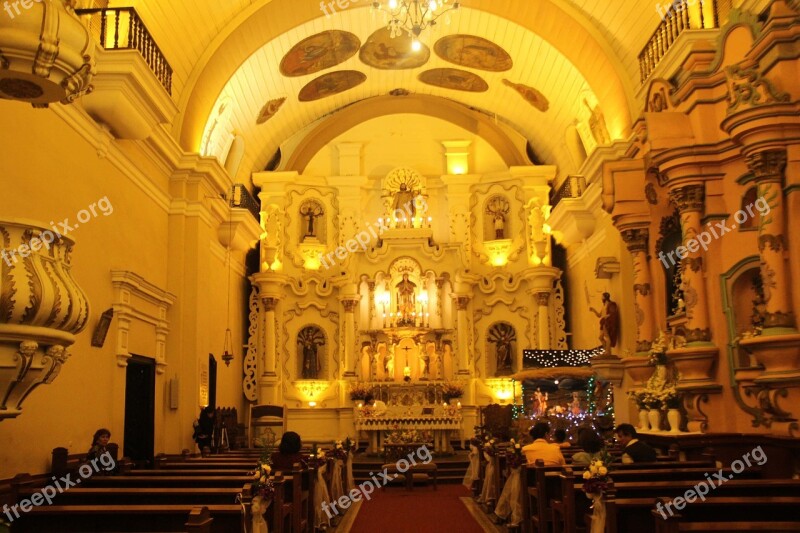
[
  {"x1": 124, "y1": 355, "x2": 155, "y2": 467},
  {"x1": 208, "y1": 353, "x2": 217, "y2": 410}
]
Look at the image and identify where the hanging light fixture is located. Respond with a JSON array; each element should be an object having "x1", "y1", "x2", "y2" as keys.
[
  {"x1": 221, "y1": 193, "x2": 235, "y2": 367},
  {"x1": 371, "y1": 0, "x2": 460, "y2": 49}
]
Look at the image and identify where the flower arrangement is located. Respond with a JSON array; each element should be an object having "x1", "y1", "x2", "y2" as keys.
[
  {"x1": 506, "y1": 438, "x2": 525, "y2": 468},
  {"x1": 349, "y1": 382, "x2": 372, "y2": 401},
  {"x1": 250, "y1": 462, "x2": 275, "y2": 501},
  {"x1": 581, "y1": 459, "x2": 609, "y2": 495},
  {"x1": 626, "y1": 389, "x2": 647, "y2": 409},
  {"x1": 441, "y1": 381, "x2": 464, "y2": 400},
  {"x1": 342, "y1": 436, "x2": 354, "y2": 453},
  {"x1": 327, "y1": 440, "x2": 348, "y2": 461},
  {"x1": 482, "y1": 436, "x2": 498, "y2": 457},
  {"x1": 649, "y1": 331, "x2": 668, "y2": 366},
  {"x1": 384, "y1": 428, "x2": 430, "y2": 444},
  {"x1": 306, "y1": 446, "x2": 328, "y2": 469},
  {"x1": 655, "y1": 386, "x2": 681, "y2": 410}
]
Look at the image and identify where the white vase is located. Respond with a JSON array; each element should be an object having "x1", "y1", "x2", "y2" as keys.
[
  {"x1": 638, "y1": 409, "x2": 650, "y2": 431},
  {"x1": 647, "y1": 409, "x2": 662, "y2": 432},
  {"x1": 667, "y1": 409, "x2": 682, "y2": 433}
]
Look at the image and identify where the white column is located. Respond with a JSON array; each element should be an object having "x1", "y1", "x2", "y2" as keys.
[
  {"x1": 341, "y1": 297, "x2": 359, "y2": 378},
  {"x1": 263, "y1": 297, "x2": 278, "y2": 377},
  {"x1": 536, "y1": 292, "x2": 551, "y2": 349},
  {"x1": 455, "y1": 295, "x2": 471, "y2": 375}
]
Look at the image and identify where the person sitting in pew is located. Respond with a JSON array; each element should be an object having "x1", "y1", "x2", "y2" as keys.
[
  {"x1": 571, "y1": 428, "x2": 604, "y2": 465},
  {"x1": 270, "y1": 431, "x2": 307, "y2": 472},
  {"x1": 522, "y1": 422, "x2": 565, "y2": 466},
  {"x1": 553, "y1": 428, "x2": 571, "y2": 448},
  {"x1": 193, "y1": 406, "x2": 215, "y2": 453},
  {"x1": 615, "y1": 423, "x2": 656, "y2": 463},
  {"x1": 86, "y1": 428, "x2": 111, "y2": 462}
]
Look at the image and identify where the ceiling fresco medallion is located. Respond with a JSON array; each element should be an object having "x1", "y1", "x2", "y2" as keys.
[
  {"x1": 502, "y1": 79, "x2": 549, "y2": 112},
  {"x1": 359, "y1": 28, "x2": 431, "y2": 70},
  {"x1": 418, "y1": 68, "x2": 488, "y2": 92},
  {"x1": 434, "y1": 35, "x2": 513, "y2": 72},
  {"x1": 256, "y1": 97, "x2": 287, "y2": 125},
  {"x1": 298, "y1": 70, "x2": 367, "y2": 102},
  {"x1": 280, "y1": 30, "x2": 361, "y2": 77}
]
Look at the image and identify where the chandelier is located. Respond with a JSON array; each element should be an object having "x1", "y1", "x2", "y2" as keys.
[{"x1": 372, "y1": 0, "x2": 460, "y2": 50}]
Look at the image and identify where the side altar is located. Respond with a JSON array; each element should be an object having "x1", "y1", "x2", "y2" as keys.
[{"x1": 354, "y1": 382, "x2": 463, "y2": 453}]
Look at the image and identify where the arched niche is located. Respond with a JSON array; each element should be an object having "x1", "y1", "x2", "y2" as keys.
[
  {"x1": 484, "y1": 194, "x2": 511, "y2": 241},
  {"x1": 721, "y1": 258, "x2": 764, "y2": 369},
  {"x1": 298, "y1": 199, "x2": 326, "y2": 243},
  {"x1": 297, "y1": 325, "x2": 327, "y2": 379},
  {"x1": 488, "y1": 322, "x2": 517, "y2": 377}
]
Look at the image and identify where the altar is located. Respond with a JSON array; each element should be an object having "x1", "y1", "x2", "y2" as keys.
[{"x1": 354, "y1": 382, "x2": 463, "y2": 453}]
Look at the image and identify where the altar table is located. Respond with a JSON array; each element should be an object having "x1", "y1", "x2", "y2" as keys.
[{"x1": 355, "y1": 416, "x2": 463, "y2": 453}]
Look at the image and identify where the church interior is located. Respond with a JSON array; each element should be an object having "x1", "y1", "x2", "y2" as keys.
[{"x1": 2, "y1": 0, "x2": 800, "y2": 531}]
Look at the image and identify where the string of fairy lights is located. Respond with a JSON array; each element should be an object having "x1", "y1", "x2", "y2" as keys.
[{"x1": 514, "y1": 348, "x2": 614, "y2": 433}]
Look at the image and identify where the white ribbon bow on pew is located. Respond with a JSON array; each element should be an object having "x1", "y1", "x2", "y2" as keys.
[
  {"x1": 346, "y1": 453, "x2": 356, "y2": 493},
  {"x1": 463, "y1": 444, "x2": 480, "y2": 489},
  {"x1": 251, "y1": 495, "x2": 270, "y2": 533},
  {"x1": 331, "y1": 459, "x2": 345, "y2": 503},
  {"x1": 589, "y1": 493, "x2": 606, "y2": 533},
  {"x1": 477, "y1": 452, "x2": 498, "y2": 504},
  {"x1": 315, "y1": 464, "x2": 331, "y2": 529},
  {"x1": 494, "y1": 466, "x2": 523, "y2": 526}
]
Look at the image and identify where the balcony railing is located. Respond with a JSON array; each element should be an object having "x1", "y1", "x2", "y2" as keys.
[
  {"x1": 230, "y1": 184, "x2": 260, "y2": 222},
  {"x1": 638, "y1": 0, "x2": 718, "y2": 83},
  {"x1": 76, "y1": 8, "x2": 173, "y2": 95},
  {"x1": 550, "y1": 175, "x2": 586, "y2": 208}
]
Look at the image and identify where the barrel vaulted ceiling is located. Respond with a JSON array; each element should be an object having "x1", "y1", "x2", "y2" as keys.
[{"x1": 128, "y1": 0, "x2": 668, "y2": 176}]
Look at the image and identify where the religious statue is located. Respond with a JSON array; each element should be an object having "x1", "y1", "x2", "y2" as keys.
[
  {"x1": 584, "y1": 98, "x2": 610, "y2": 146},
  {"x1": 589, "y1": 292, "x2": 620, "y2": 356},
  {"x1": 571, "y1": 392, "x2": 582, "y2": 416},
  {"x1": 384, "y1": 343, "x2": 395, "y2": 380},
  {"x1": 419, "y1": 340, "x2": 430, "y2": 379},
  {"x1": 488, "y1": 322, "x2": 516, "y2": 375},
  {"x1": 486, "y1": 196, "x2": 510, "y2": 241},
  {"x1": 299, "y1": 202, "x2": 324, "y2": 240},
  {"x1": 392, "y1": 183, "x2": 418, "y2": 219},
  {"x1": 534, "y1": 388, "x2": 548, "y2": 416},
  {"x1": 395, "y1": 273, "x2": 417, "y2": 324},
  {"x1": 298, "y1": 326, "x2": 325, "y2": 379}
]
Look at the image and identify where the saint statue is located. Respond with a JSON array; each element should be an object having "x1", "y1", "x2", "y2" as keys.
[
  {"x1": 486, "y1": 197, "x2": 510, "y2": 241},
  {"x1": 496, "y1": 340, "x2": 511, "y2": 372},
  {"x1": 589, "y1": 292, "x2": 620, "y2": 356},
  {"x1": 493, "y1": 212, "x2": 505, "y2": 239},
  {"x1": 299, "y1": 202, "x2": 324, "y2": 240},
  {"x1": 534, "y1": 388, "x2": 548, "y2": 416},
  {"x1": 384, "y1": 343, "x2": 395, "y2": 380},
  {"x1": 571, "y1": 392, "x2": 582, "y2": 416},
  {"x1": 392, "y1": 183, "x2": 418, "y2": 219},
  {"x1": 419, "y1": 340, "x2": 430, "y2": 379},
  {"x1": 395, "y1": 273, "x2": 416, "y2": 323},
  {"x1": 299, "y1": 326, "x2": 324, "y2": 379}
]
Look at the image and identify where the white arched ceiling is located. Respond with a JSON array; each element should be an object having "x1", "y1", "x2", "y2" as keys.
[
  {"x1": 127, "y1": 0, "x2": 666, "y2": 169},
  {"x1": 199, "y1": 7, "x2": 598, "y2": 179}
]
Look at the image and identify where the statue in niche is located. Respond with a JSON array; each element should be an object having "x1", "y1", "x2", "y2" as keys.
[
  {"x1": 488, "y1": 322, "x2": 516, "y2": 376},
  {"x1": 486, "y1": 196, "x2": 510, "y2": 240},
  {"x1": 396, "y1": 273, "x2": 417, "y2": 324},
  {"x1": 571, "y1": 392, "x2": 582, "y2": 416},
  {"x1": 298, "y1": 326, "x2": 325, "y2": 379},
  {"x1": 299, "y1": 201, "x2": 324, "y2": 240},
  {"x1": 584, "y1": 98, "x2": 610, "y2": 146},
  {"x1": 418, "y1": 339, "x2": 429, "y2": 380},
  {"x1": 391, "y1": 183, "x2": 419, "y2": 219},
  {"x1": 384, "y1": 343, "x2": 395, "y2": 380},
  {"x1": 589, "y1": 292, "x2": 620, "y2": 356}
]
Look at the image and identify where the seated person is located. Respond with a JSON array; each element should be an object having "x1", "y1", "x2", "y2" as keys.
[
  {"x1": 521, "y1": 422, "x2": 565, "y2": 466},
  {"x1": 571, "y1": 428, "x2": 604, "y2": 465},
  {"x1": 270, "y1": 431, "x2": 306, "y2": 472},
  {"x1": 363, "y1": 394, "x2": 387, "y2": 416},
  {"x1": 86, "y1": 428, "x2": 111, "y2": 462},
  {"x1": 193, "y1": 406, "x2": 215, "y2": 452},
  {"x1": 553, "y1": 428, "x2": 571, "y2": 448},
  {"x1": 615, "y1": 423, "x2": 657, "y2": 463}
]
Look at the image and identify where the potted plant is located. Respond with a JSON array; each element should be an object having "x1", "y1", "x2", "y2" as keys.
[
  {"x1": 348, "y1": 383, "x2": 372, "y2": 402},
  {"x1": 441, "y1": 381, "x2": 464, "y2": 403}
]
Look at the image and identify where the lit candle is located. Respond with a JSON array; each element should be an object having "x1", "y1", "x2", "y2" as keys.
[
  {"x1": 427, "y1": 216, "x2": 432, "y2": 228},
  {"x1": 404, "y1": 366, "x2": 411, "y2": 378},
  {"x1": 457, "y1": 401, "x2": 461, "y2": 409}
]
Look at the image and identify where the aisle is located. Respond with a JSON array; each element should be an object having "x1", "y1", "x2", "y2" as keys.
[{"x1": 342, "y1": 484, "x2": 498, "y2": 533}]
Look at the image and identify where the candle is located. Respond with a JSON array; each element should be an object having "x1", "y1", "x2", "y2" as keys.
[
  {"x1": 457, "y1": 401, "x2": 461, "y2": 409},
  {"x1": 404, "y1": 366, "x2": 411, "y2": 377}
]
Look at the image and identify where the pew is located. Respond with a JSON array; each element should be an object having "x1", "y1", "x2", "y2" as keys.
[
  {"x1": 13, "y1": 504, "x2": 241, "y2": 532},
  {"x1": 85, "y1": 475, "x2": 252, "y2": 488},
  {"x1": 16, "y1": 486, "x2": 241, "y2": 506},
  {"x1": 651, "y1": 496, "x2": 800, "y2": 532}
]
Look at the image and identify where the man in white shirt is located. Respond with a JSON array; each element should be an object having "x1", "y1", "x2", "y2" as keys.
[{"x1": 364, "y1": 394, "x2": 387, "y2": 416}]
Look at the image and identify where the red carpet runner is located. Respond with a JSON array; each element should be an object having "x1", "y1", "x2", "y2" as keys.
[{"x1": 347, "y1": 484, "x2": 487, "y2": 533}]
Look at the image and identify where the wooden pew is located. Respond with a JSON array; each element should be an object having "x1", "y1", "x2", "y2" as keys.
[
  {"x1": 13, "y1": 504, "x2": 241, "y2": 532},
  {"x1": 651, "y1": 496, "x2": 800, "y2": 532},
  {"x1": 605, "y1": 479, "x2": 800, "y2": 532},
  {"x1": 85, "y1": 475, "x2": 252, "y2": 488},
  {"x1": 17, "y1": 486, "x2": 241, "y2": 506}
]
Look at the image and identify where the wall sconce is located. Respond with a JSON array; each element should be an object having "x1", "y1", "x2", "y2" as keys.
[{"x1": 308, "y1": 401, "x2": 317, "y2": 408}]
